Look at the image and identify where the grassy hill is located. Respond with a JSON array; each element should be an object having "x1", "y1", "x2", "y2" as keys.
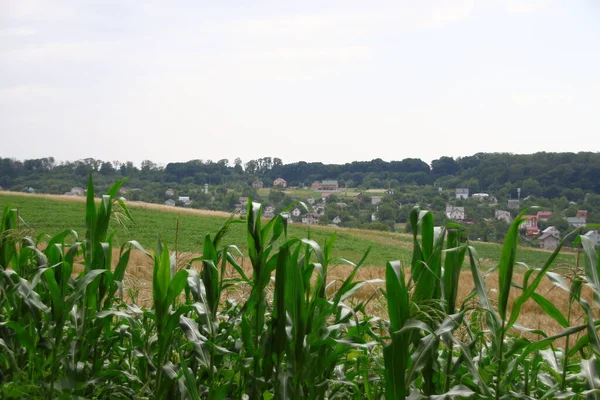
[{"x1": 0, "y1": 191, "x2": 577, "y2": 269}]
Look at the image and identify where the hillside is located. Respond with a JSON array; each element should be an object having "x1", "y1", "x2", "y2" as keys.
[{"x1": 0, "y1": 191, "x2": 577, "y2": 269}]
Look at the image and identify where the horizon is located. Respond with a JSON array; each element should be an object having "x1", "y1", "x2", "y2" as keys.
[
  {"x1": 2, "y1": 1, "x2": 600, "y2": 165},
  {"x1": 3, "y1": 149, "x2": 599, "y2": 169}
]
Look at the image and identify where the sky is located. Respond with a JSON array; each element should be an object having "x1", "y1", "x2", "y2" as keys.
[{"x1": 1, "y1": 0, "x2": 599, "y2": 167}]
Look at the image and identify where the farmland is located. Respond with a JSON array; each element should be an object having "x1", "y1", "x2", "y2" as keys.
[
  {"x1": 0, "y1": 191, "x2": 577, "y2": 269},
  {"x1": 0, "y1": 181, "x2": 598, "y2": 399}
]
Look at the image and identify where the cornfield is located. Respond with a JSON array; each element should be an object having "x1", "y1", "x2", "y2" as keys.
[{"x1": 0, "y1": 176, "x2": 599, "y2": 399}]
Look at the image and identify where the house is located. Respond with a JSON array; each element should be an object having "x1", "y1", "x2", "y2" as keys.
[
  {"x1": 311, "y1": 181, "x2": 322, "y2": 190},
  {"x1": 541, "y1": 226, "x2": 561, "y2": 239},
  {"x1": 302, "y1": 214, "x2": 319, "y2": 225},
  {"x1": 371, "y1": 213, "x2": 378, "y2": 222},
  {"x1": 584, "y1": 230, "x2": 600, "y2": 246},
  {"x1": 371, "y1": 196, "x2": 382, "y2": 205},
  {"x1": 64, "y1": 187, "x2": 84, "y2": 196},
  {"x1": 165, "y1": 199, "x2": 176, "y2": 207},
  {"x1": 446, "y1": 205, "x2": 466, "y2": 221},
  {"x1": 472, "y1": 193, "x2": 489, "y2": 201},
  {"x1": 178, "y1": 196, "x2": 192, "y2": 206},
  {"x1": 488, "y1": 196, "x2": 498, "y2": 205},
  {"x1": 71, "y1": 187, "x2": 85, "y2": 196},
  {"x1": 292, "y1": 208, "x2": 302, "y2": 217},
  {"x1": 273, "y1": 178, "x2": 287, "y2": 188},
  {"x1": 239, "y1": 197, "x2": 249, "y2": 206},
  {"x1": 263, "y1": 205, "x2": 276, "y2": 218},
  {"x1": 495, "y1": 210, "x2": 512, "y2": 224},
  {"x1": 281, "y1": 212, "x2": 291, "y2": 220},
  {"x1": 455, "y1": 188, "x2": 469, "y2": 199},
  {"x1": 537, "y1": 211, "x2": 552, "y2": 221},
  {"x1": 306, "y1": 197, "x2": 315, "y2": 205},
  {"x1": 386, "y1": 188, "x2": 394, "y2": 195},
  {"x1": 332, "y1": 216, "x2": 342, "y2": 225},
  {"x1": 566, "y1": 217, "x2": 586, "y2": 228},
  {"x1": 322, "y1": 180, "x2": 339, "y2": 191},
  {"x1": 508, "y1": 199, "x2": 520, "y2": 209},
  {"x1": 577, "y1": 210, "x2": 588, "y2": 220},
  {"x1": 252, "y1": 180, "x2": 264, "y2": 188},
  {"x1": 165, "y1": 188, "x2": 175, "y2": 196},
  {"x1": 538, "y1": 232, "x2": 559, "y2": 250},
  {"x1": 520, "y1": 215, "x2": 539, "y2": 236},
  {"x1": 354, "y1": 192, "x2": 363, "y2": 201}
]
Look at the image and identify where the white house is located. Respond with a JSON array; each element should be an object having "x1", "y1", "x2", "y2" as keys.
[
  {"x1": 165, "y1": 188, "x2": 175, "y2": 196},
  {"x1": 306, "y1": 197, "x2": 315, "y2": 205},
  {"x1": 165, "y1": 199, "x2": 176, "y2": 207},
  {"x1": 178, "y1": 196, "x2": 192, "y2": 206},
  {"x1": 455, "y1": 188, "x2": 469, "y2": 199},
  {"x1": 541, "y1": 226, "x2": 560, "y2": 239},
  {"x1": 472, "y1": 193, "x2": 489, "y2": 200},
  {"x1": 507, "y1": 199, "x2": 520, "y2": 209},
  {"x1": 566, "y1": 217, "x2": 586, "y2": 228},
  {"x1": 495, "y1": 210, "x2": 512, "y2": 224},
  {"x1": 538, "y1": 232, "x2": 559, "y2": 250},
  {"x1": 292, "y1": 208, "x2": 302, "y2": 217},
  {"x1": 263, "y1": 205, "x2": 276, "y2": 218},
  {"x1": 302, "y1": 214, "x2": 319, "y2": 225},
  {"x1": 446, "y1": 205, "x2": 465, "y2": 221},
  {"x1": 332, "y1": 216, "x2": 342, "y2": 225}
]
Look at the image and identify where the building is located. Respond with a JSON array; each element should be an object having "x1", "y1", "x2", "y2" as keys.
[
  {"x1": 178, "y1": 196, "x2": 192, "y2": 206},
  {"x1": 306, "y1": 197, "x2": 315, "y2": 205},
  {"x1": 263, "y1": 205, "x2": 276, "y2": 218},
  {"x1": 577, "y1": 210, "x2": 588, "y2": 220},
  {"x1": 495, "y1": 210, "x2": 512, "y2": 224},
  {"x1": 239, "y1": 197, "x2": 249, "y2": 206},
  {"x1": 508, "y1": 199, "x2": 520, "y2": 209},
  {"x1": 302, "y1": 214, "x2": 319, "y2": 225},
  {"x1": 566, "y1": 217, "x2": 586, "y2": 228},
  {"x1": 472, "y1": 193, "x2": 489, "y2": 200},
  {"x1": 165, "y1": 199, "x2": 176, "y2": 207},
  {"x1": 165, "y1": 188, "x2": 175, "y2": 196},
  {"x1": 371, "y1": 196, "x2": 383, "y2": 205},
  {"x1": 446, "y1": 205, "x2": 466, "y2": 221},
  {"x1": 332, "y1": 216, "x2": 342, "y2": 225},
  {"x1": 455, "y1": 188, "x2": 469, "y2": 199},
  {"x1": 538, "y1": 232, "x2": 559, "y2": 250},
  {"x1": 273, "y1": 178, "x2": 287, "y2": 188},
  {"x1": 322, "y1": 180, "x2": 339, "y2": 191},
  {"x1": 64, "y1": 186, "x2": 85, "y2": 196},
  {"x1": 386, "y1": 188, "x2": 394, "y2": 195},
  {"x1": 537, "y1": 211, "x2": 552, "y2": 221},
  {"x1": 292, "y1": 208, "x2": 302, "y2": 217},
  {"x1": 520, "y1": 215, "x2": 539, "y2": 236},
  {"x1": 252, "y1": 180, "x2": 264, "y2": 188},
  {"x1": 541, "y1": 226, "x2": 560, "y2": 239}
]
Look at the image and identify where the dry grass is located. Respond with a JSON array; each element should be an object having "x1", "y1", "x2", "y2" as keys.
[{"x1": 100, "y1": 248, "x2": 588, "y2": 344}]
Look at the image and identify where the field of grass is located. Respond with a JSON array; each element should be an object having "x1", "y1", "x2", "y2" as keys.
[
  {"x1": 1, "y1": 180, "x2": 599, "y2": 399},
  {"x1": 0, "y1": 191, "x2": 577, "y2": 269}
]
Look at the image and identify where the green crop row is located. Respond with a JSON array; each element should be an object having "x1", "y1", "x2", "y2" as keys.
[{"x1": 0, "y1": 177, "x2": 598, "y2": 399}]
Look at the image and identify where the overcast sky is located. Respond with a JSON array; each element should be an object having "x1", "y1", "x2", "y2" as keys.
[{"x1": 1, "y1": 0, "x2": 599, "y2": 167}]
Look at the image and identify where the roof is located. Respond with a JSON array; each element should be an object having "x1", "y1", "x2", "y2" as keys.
[
  {"x1": 538, "y1": 232, "x2": 558, "y2": 241},
  {"x1": 322, "y1": 180, "x2": 338, "y2": 185},
  {"x1": 537, "y1": 211, "x2": 552, "y2": 217},
  {"x1": 567, "y1": 217, "x2": 586, "y2": 223},
  {"x1": 542, "y1": 226, "x2": 558, "y2": 233}
]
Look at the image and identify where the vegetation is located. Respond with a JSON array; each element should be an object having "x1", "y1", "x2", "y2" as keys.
[
  {"x1": 1, "y1": 177, "x2": 599, "y2": 399},
  {"x1": 0, "y1": 192, "x2": 577, "y2": 269}
]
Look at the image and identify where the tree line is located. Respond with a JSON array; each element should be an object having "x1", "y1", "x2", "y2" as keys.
[{"x1": 1, "y1": 152, "x2": 600, "y2": 201}]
